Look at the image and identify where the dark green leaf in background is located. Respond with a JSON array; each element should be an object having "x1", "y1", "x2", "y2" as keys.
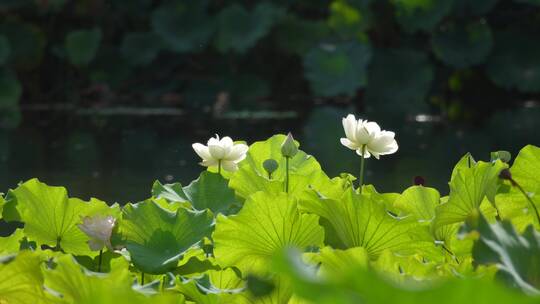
[
  {"x1": 0, "y1": 35, "x2": 10, "y2": 65},
  {"x1": 392, "y1": 0, "x2": 455, "y2": 33},
  {"x1": 215, "y1": 3, "x2": 284, "y2": 53},
  {"x1": 65, "y1": 28, "x2": 102, "y2": 66},
  {"x1": 304, "y1": 41, "x2": 372, "y2": 97},
  {"x1": 486, "y1": 31, "x2": 540, "y2": 93},
  {"x1": 452, "y1": 0, "x2": 499, "y2": 16},
  {"x1": 0, "y1": 68, "x2": 21, "y2": 109},
  {"x1": 431, "y1": 21, "x2": 493, "y2": 68},
  {"x1": 365, "y1": 48, "x2": 433, "y2": 114},
  {"x1": 151, "y1": 1, "x2": 214, "y2": 53},
  {"x1": 0, "y1": 21, "x2": 45, "y2": 69},
  {"x1": 121, "y1": 32, "x2": 162, "y2": 66}
]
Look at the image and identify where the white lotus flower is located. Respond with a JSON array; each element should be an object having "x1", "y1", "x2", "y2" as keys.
[
  {"x1": 78, "y1": 215, "x2": 116, "y2": 251},
  {"x1": 340, "y1": 114, "x2": 398, "y2": 159},
  {"x1": 192, "y1": 135, "x2": 248, "y2": 172}
]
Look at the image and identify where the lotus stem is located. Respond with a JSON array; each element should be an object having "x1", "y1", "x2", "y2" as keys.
[
  {"x1": 141, "y1": 272, "x2": 145, "y2": 285},
  {"x1": 97, "y1": 249, "x2": 103, "y2": 272},
  {"x1": 285, "y1": 157, "x2": 290, "y2": 193},
  {"x1": 514, "y1": 181, "x2": 540, "y2": 226},
  {"x1": 358, "y1": 145, "x2": 366, "y2": 192}
]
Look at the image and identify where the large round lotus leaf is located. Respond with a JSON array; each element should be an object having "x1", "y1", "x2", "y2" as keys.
[
  {"x1": 365, "y1": 48, "x2": 433, "y2": 114},
  {"x1": 452, "y1": 0, "x2": 499, "y2": 16},
  {"x1": 0, "y1": 35, "x2": 9, "y2": 65},
  {"x1": 213, "y1": 191, "x2": 324, "y2": 275},
  {"x1": 118, "y1": 200, "x2": 214, "y2": 274},
  {"x1": 275, "y1": 15, "x2": 330, "y2": 55},
  {"x1": 65, "y1": 28, "x2": 102, "y2": 66},
  {"x1": 304, "y1": 41, "x2": 372, "y2": 97},
  {"x1": 431, "y1": 21, "x2": 493, "y2": 68},
  {"x1": 215, "y1": 3, "x2": 284, "y2": 53},
  {"x1": 121, "y1": 32, "x2": 162, "y2": 66},
  {"x1": 486, "y1": 31, "x2": 540, "y2": 93},
  {"x1": 0, "y1": 68, "x2": 21, "y2": 109},
  {"x1": 151, "y1": 1, "x2": 214, "y2": 53},
  {"x1": 392, "y1": 0, "x2": 454, "y2": 33},
  {"x1": 0, "y1": 21, "x2": 45, "y2": 69}
]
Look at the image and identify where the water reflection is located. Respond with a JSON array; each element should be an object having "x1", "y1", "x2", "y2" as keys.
[{"x1": 1, "y1": 105, "x2": 538, "y2": 204}]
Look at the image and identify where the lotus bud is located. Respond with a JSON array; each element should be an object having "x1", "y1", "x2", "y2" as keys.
[
  {"x1": 413, "y1": 176, "x2": 425, "y2": 186},
  {"x1": 491, "y1": 151, "x2": 511, "y2": 163},
  {"x1": 499, "y1": 168, "x2": 515, "y2": 185},
  {"x1": 263, "y1": 159, "x2": 279, "y2": 177},
  {"x1": 281, "y1": 132, "x2": 298, "y2": 158}
]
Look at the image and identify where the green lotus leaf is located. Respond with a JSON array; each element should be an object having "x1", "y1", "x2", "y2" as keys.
[
  {"x1": 173, "y1": 268, "x2": 244, "y2": 303},
  {"x1": 495, "y1": 186, "x2": 540, "y2": 232},
  {"x1": 213, "y1": 191, "x2": 324, "y2": 275},
  {"x1": 44, "y1": 254, "x2": 179, "y2": 304},
  {"x1": 431, "y1": 21, "x2": 493, "y2": 68},
  {"x1": 452, "y1": 0, "x2": 499, "y2": 16},
  {"x1": 215, "y1": 3, "x2": 284, "y2": 53},
  {"x1": 118, "y1": 200, "x2": 214, "y2": 274},
  {"x1": 151, "y1": 1, "x2": 214, "y2": 53},
  {"x1": 373, "y1": 249, "x2": 442, "y2": 282},
  {"x1": 309, "y1": 246, "x2": 369, "y2": 277},
  {"x1": 0, "y1": 251, "x2": 46, "y2": 303},
  {"x1": 152, "y1": 181, "x2": 188, "y2": 203},
  {"x1": 182, "y1": 172, "x2": 238, "y2": 215},
  {"x1": 394, "y1": 185, "x2": 440, "y2": 221},
  {"x1": 121, "y1": 32, "x2": 162, "y2": 66},
  {"x1": 467, "y1": 216, "x2": 540, "y2": 294},
  {"x1": 0, "y1": 35, "x2": 9, "y2": 65},
  {"x1": 153, "y1": 172, "x2": 237, "y2": 215},
  {"x1": 0, "y1": 68, "x2": 21, "y2": 109},
  {"x1": 0, "y1": 228, "x2": 25, "y2": 255},
  {"x1": 432, "y1": 161, "x2": 506, "y2": 238},
  {"x1": 274, "y1": 248, "x2": 536, "y2": 304},
  {"x1": 510, "y1": 145, "x2": 540, "y2": 191},
  {"x1": 391, "y1": 0, "x2": 454, "y2": 33},
  {"x1": 229, "y1": 134, "x2": 323, "y2": 199},
  {"x1": 303, "y1": 41, "x2": 372, "y2": 97},
  {"x1": 486, "y1": 31, "x2": 540, "y2": 93},
  {"x1": 0, "y1": 21, "x2": 45, "y2": 69},
  {"x1": 65, "y1": 28, "x2": 102, "y2": 66},
  {"x1": 365, "y1": 48, "x2": 433, "y2": 115},
  {"x1": 299, "y1": 188, "x2": 419, "y2": 257},
  {"x1": 8, "y1": 178, "x2": 119, "y2": 256}
]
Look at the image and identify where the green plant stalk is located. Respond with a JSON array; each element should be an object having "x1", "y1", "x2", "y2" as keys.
[
  {"x1": 513, "y1": 180, "x2": 540, "y2": 226},
  {"x1": 97, "y1": 249, "x2": 103, "y2": 272},
  {"x1": 358, "y1": 145, "x2": 366, "y2": 192},
  {"x1": 442, "y1": 244, "x2": 460, "y2": 264},
  {"x1": 285, "y1": 157, "x2": 290, "y2": 193},
  {"x1": 141, "y1": 272, "x2": 145, "y2": 285}
]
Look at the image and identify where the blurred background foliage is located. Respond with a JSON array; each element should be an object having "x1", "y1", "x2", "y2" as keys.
[
  {"x1": 1, "y1": 0, "x2": 540, "y2": 122},
  {"x1": 0, "y1": 0, "x2": 539, "y2": 202}
]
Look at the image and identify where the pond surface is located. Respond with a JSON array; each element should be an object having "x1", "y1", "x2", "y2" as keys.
[{"x1": 2, "y1": 104, "x2": 539, "y2": 204}]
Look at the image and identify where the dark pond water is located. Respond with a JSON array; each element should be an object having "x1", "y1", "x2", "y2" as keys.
[{"x1": 1, "y1": 104, "x2": 539, "y2": 205}]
